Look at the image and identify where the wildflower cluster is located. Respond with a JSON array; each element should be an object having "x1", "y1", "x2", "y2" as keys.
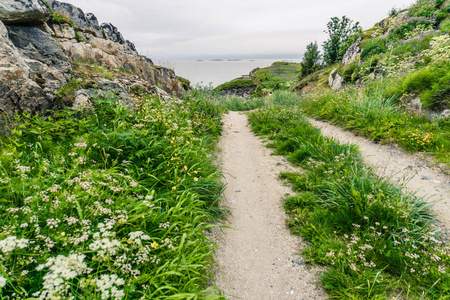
[{"x1": 0, "y1": 93, "x2": 224, "y2": 298}]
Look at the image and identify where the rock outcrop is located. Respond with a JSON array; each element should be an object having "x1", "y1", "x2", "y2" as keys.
[
  {"x1": 0, "y1": 0, "x2": 50, "y2": 25},
  {"x1": 0, "y1": 20, "x2": 50, "y2": 133},
  {"x1": 46, "y1": 0, "x2": 102, "y2": 37},
  {"x1": 0, "y1": 0, "x2": 185, "y2": 134},
  {"x1": 342, "y1": 37, "x2": 362, "y2": 66}
]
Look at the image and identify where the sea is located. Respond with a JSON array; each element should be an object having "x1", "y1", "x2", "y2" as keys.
[{"x1": 157, "y1": 58, "x2": 301, "y2": 88}]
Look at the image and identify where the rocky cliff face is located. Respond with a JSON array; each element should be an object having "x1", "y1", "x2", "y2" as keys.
[{"x1": 0, "y1": 0, "x2": 184, "y2": 133}]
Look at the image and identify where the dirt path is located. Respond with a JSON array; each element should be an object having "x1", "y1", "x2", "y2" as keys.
[
  {"x1": 214, "y1": 112, "x2": 326, "y2": 300},
  {"x1": 307, "y1": 117, "x2": 450, "y2": 236}
]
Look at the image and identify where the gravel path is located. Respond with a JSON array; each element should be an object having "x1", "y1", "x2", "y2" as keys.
[
  {"x1": 307, "y1": 117, "x2": 450, "y2": 236},
  {"x1": 214, "y1": 112, "x2": 326, "y2": 300}
]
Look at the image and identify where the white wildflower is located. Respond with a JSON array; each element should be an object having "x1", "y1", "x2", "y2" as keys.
[
  {"x1": 0, "y1": 236, "x2": 29, "y2": 255},
  {"x1": 129, "y1": 231, "x2": 151, "y2": 245},
  {"x1": 0, "y1": 275, "x2": 7, "y2": 288},
  {"x1": 95, "y1": 274, "x2": 125, "y2": 300}
]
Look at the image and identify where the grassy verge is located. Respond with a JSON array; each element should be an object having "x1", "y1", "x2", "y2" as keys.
[
  {"x1": 0, "y1": 92, "x2": 225, "y2": 299},
  {"x1": 202, "y1": 90, "x2": 300, "y2": 112},
  {"x1": 299, "y1": 86, "x2": 450, "y2": 167},
  {"x1": 247, "y1": 106, "x2": 449, "y2": 299}
]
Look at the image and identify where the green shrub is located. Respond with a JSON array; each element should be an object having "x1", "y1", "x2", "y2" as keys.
[
  {"x1": 391, "y1": 18, "x2": 433, "y2": 39},
  {"x1": 177, "y1": 76, "x2": 191, "y2": 91},
  {"x1": 214, "y1": 78, "x2": 256, "y2": 92},
  {"x1": 51, "y1": 12, "x2": 74, "y2": 26},
  {"x1": 439, "y1": 17, "x2": 450, "y2": 31},
  {"x1": 436, "y1": 0, "x2": 446, "y2": 9},
  {"x1": 408, "y1": 1, "x2": 436, "y2": 18},
  {"x1": 360, "y1": 38, "x2": 386, "y2": 60},
  {"x1": 340, "y1": 63, "x2": 360, "y2": 83},
  {"x1": 401, "y1": 67, "x2": 446, "y2": 94},
  {"x1": 425, "y1": 83, "x2": 450, "y2": 110}
]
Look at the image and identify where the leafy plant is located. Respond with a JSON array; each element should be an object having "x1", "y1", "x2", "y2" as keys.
[
  {"x1": 301, "y1": 41, "x2": 321, "y2": 75},
  {"x1": 323, "y1": 16, "x2": 362, "y2": 65}
]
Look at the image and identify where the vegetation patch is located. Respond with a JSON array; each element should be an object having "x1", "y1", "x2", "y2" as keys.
[
  {"x1": 0, "y1": 93, "x2": 225, "y2": 299},
  {"x1": 300, "y1": 86, "x2": 450, "y2": 165},
  {"x1": 214, "y1": 78, "x2": 256, "y2": 92},
  {"x1": 247, "y1": 105, "x2": 449, "y2": 299}
]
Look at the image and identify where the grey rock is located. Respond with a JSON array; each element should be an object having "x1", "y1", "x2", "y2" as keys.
[
  {"x1": 72, "y1": 89, "x2": 94, "y2": 111},
  {"x1": 73, "y1": 83, "x2": 135, "y2": 112},
  {"x1": 126, "y1": 40, "x2": 137, "y2": 53},
  {"x1": 85, "y1": 12, "x2": 101, "y2": 35},
  {"x1": 329, "y1": 69, "x2": 343, "y2": 90},
  {"x1": 295, "y1": 258, "x2": 304, "y2": 265},
  {"x1": 100, "y1": 22, "x2": 125, "y2": 44},
  {"x1": 94, "y1": 80, "x2": 135, "y2": 109},
  {"x1": 342, "y1": 37, "x2": 362, "y2": 65},
  {"x1": 0, "y1": 0, "x2": 51, "y2": 25},
  {"x1": 411, "y1": 97, "x2": 422, "y2": 113},
  {"x1": 422, "y1": 175, "x2": 433, "y2": 180},
  {"x1": 51, "y1": 23, "x2": 76, "y2": 39},
  {"x1": 7, "y1": 25, "x2": 71, "y2": 75},
  {"x1": 47, "y1": 0, "x2": 102, "y2": 37},
  {"x1": 0, "y1": 20, "x2": 47, "y2": 133}
]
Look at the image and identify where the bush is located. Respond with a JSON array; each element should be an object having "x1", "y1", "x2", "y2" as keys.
[
  {"x1": 340, "y1": 63, "x2": 360, "y2": 83},
  {"x1": 214, "y1": 78, "x2": 256, "y2": 92},
  {"x1": 360, "y1": 38, "x2": 386, "y2": 60},
  {"x1": 401, "y1": 67, "x2": 446, "y2": 94}
]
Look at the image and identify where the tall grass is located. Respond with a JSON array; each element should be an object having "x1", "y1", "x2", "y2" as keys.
[
  {"x1": 248, "y1": 106, "x2": 449, "y2": 299},
  {"x1": 203, "y1": 90, "x2": 300, "y2": 112},
  {"x1": 300, "y1": 86, "x2": 450, "y2": 165},
  {"x1": 0, "y1": 92, "x2": 225, "y2": 299}
]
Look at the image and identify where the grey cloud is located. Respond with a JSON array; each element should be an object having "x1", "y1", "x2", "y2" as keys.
[{"x1": 60, "y1": 0, "x2": 416, "y2": 59}]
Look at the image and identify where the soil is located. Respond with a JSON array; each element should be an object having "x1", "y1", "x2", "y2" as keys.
[{"x1": 214, "y1": 112, "x2": 326, "y2": 300}]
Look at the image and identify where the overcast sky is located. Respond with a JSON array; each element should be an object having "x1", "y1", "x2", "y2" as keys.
[{"x1": 61, "y1": 0, "x2": 416, "y2": 61}]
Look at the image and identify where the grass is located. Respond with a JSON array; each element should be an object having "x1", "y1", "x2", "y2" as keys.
[
  {"x1": 251, "y1": 62, "x2": 302, "y2": 90},
  {"x1": 213, "y1": 78, "x2": 256, "y2": 93},
  {"x1": 299, "y1": 85, "x2": 450, "y2": 166},
  {"x1": 247, "y1": 105, "x2": 450, "y2": 299},
  {"x1": 0, "y1": 91, "x2": 226, "y2": 299}
]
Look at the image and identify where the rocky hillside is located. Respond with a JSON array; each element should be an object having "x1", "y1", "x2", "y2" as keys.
[{"x1": 0, "y1": 0, "x2": 187, "y2": 134}]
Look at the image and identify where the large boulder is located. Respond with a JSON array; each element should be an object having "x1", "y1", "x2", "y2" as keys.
[
  {"x1": 46, "y1": 0, "x2": 102, "y2": 37},
  {"x1": 0, "y1": 0, "x2": 51, "y2": 25},
  {"x1": 59, "y1": 36, "x2": 182, "y2": 94},
  {"x1": 0, "y1": 0, "x2": 185, "y2": 134}
]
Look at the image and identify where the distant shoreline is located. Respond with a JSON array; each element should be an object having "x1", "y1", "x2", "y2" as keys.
[{"x1": 162, "y1": 58, "x2": 301, "y2": 87}]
